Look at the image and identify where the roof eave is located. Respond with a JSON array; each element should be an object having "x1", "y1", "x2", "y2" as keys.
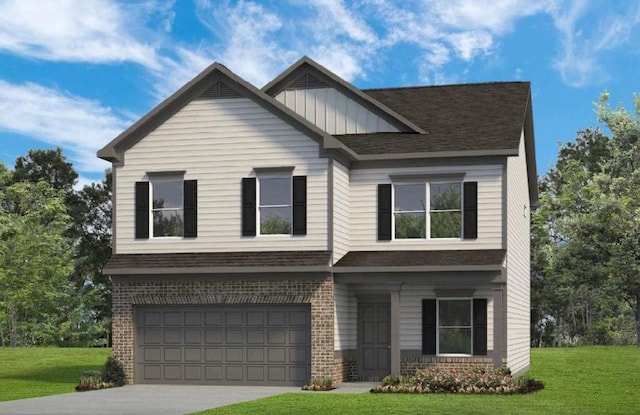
[{"x1": 355, "y1": 148, "x2": 518, "y2": 161}]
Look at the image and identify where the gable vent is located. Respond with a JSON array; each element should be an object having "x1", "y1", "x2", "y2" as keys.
[
  {"x1": 288, "y1": 72, "x2": 328, "y2": 90},
  {"x1": 199, "y1": 81, "x2": 241, "y2": 99}
]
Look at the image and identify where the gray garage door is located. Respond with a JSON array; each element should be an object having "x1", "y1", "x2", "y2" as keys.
[{"x1": 135, "y1": 305, "x2": 310, "y2": 385}]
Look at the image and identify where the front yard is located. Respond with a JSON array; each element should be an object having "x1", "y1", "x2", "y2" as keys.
[
  {"x1": 195, "y1": 346, "x2": 640, "y2": 415},
  {"x1": 0, "y1": 347, "x2": 111, "y2": 401},
  {"x1": 0, "y1": 346, "x2": 637, "y2": 414}
]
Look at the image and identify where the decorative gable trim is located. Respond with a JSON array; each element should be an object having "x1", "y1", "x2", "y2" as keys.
[
  {"x1": 263, "y1": 56, "x2": 426, "y2": 134},
  {"x1": 288, "y1": 71, "x2": 329, "y2": 90},
  {"x1": 198, "y1": 80, "x2": 241, "y2": 99}
]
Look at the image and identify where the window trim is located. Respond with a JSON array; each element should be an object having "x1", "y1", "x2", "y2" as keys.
[
  {"x1": 436, "y1": 297, "x2": 473, "y2": 357},
  {"x1": 149, "y1": 175, "x2": 184, "y2": 239},
  {"x1": 392, "y1": 181, "x2": 464, "y2": 240},
  {"x1": 257, "y1": 174, "x2": 293, "y2": 236}
]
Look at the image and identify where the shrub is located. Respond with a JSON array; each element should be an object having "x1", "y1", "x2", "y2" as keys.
[
  {"x1": 302, "y1": 377, "x2": 334, "y2": 391},
  {"x1": 103, "y1": 356, "x2": 126, "y2": 387},
  {"x1": 76, "y1": 370, "x2": 110, "y2": 392},
  {"x1": 372, "y1": 367, "x2": 544, "y2": 395}
]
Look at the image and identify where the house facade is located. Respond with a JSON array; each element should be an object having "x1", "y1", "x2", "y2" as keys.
[{"x1": 99, "y1": 57, "x2": 537, "y2": 386}]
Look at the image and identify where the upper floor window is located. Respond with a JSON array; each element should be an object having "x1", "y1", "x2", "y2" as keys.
[
  {"x1": 135, "y1": 175, "x2": 197, "y2": 239},
  {"x1": 242, "y1": 174, "x2": 306, "y2": 237},
  {"x1": 393, "y1": 182, "x2": 462, "y2": 239},
  {"x1": 258, "y1": 176, "x2": 292, "y2": 235},
  {"x1": 151, "y1": 177, "x2": 184, "y2": 237}
]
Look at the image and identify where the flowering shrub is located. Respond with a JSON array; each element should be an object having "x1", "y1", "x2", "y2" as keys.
[
  {"x1": 372, "y1": 367, "x2": 544, "y2": 395},
  {"x1": 302, "y1": 377, "x2": 335, "y2": 391},
  {"x1": 75, "y1": 371, "x2": 111, "y2": 392}
]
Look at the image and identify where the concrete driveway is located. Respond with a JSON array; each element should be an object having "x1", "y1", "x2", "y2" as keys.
[{"x1": 0, "y1": 384, "x2": 300, "y2": 415}]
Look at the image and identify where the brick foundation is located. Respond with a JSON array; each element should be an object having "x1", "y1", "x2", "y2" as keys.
[
  {"x1": 112, "y1": 276, "x2": 334, "y2": 384},
  {"x1": 401, "y1": 356, "x2": 504, "y2": 375}
]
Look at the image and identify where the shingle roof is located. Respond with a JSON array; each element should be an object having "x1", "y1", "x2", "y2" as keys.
[
  {"x1": 103, "y1": 251, "x2": 332, "y2": 273},
  {"x1": 334, "y1": 250, "x2": 506, "y2": 268},
  {"x1": 335, "y1": 82, "x2": 530, "y2": 155}
]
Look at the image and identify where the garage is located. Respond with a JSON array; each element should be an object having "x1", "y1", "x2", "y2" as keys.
[{"x1": 134, "y1": 305, "x2": 311, "y2": 385}]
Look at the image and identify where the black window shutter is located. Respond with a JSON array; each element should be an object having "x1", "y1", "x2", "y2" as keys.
[
  {"x1": 183, "y1": 180, "x2": 197, "y2": 238},
  {"x1": 292, "y1": 176, "x2": 307, "y2": 235},
  {"x1": 463, "y1": 182, "x2": 478, "y2": 239},
  {"x1": 422, "y1": 299, "x2": 437, "y2": 355},
  {"x1": 378, "y1": 184, "x2": 392, "y2": 241},
  {"x1": 473, "y1": 299, "x2": 488, "y2": 356},
  {"x1": 242, "y1": 178, "x2": 256, "y2": 236},
  {"x1": 135, "y1": 181, "x2": 149, "y2": 239}
]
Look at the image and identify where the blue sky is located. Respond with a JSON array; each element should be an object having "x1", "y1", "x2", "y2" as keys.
[{"x1": 1, "y1": 0, "x2": 639, "y2": 187}]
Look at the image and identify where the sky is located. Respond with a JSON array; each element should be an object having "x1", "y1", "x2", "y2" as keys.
[{"x1": 0, "y1": 0, "x2": 639, "y2": 187}]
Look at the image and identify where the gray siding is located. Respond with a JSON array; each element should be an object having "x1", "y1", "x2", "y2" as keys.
[
  {"x1": 333, "y1": 160, "x2": 350, "y2": 262},
  {"x1": 275, "y1": 88, "x2": 400, "y2": 135},
  {"x1": 114, "y1": 98, "x2": 328, "y2": 254},
  {"x1": 505, "y1": 132, "x2": 531, "y2": 375},
  {"x1": 349, "y1": 164, "x2": 504, "y2": 251},
  {"x1": 334, "y1": 282, "x2": 357, "y2": 350}
]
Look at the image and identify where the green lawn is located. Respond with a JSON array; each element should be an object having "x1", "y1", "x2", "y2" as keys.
[
  {"x1": 195, "y1": 347, "x2": 640, "y2": 415},
  {"x1": 0, "y1": 347, "x2": 112, "y2": 402}
]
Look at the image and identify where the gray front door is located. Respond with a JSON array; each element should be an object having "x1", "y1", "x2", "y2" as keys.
[
  {"x1": 135, "y1": 305, "x2": 310, "y2": 386},
  {"x1": 358, "y1": 303, "x2": 391, "y2": 379}
]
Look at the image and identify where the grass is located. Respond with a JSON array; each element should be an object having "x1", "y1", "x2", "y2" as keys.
[
  {"x1": 0, "y1": 347, "x2": 112, "y2": 402},
  {"x1": 194, "y1": 346, "x2": 640, "y2": 415}
]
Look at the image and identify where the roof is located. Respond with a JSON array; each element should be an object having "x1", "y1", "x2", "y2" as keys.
[
  {"x1": 335, "y1": 82, "x2": 530, "y2": 156},
  {"x1": 103, "y1": 251, "x2": 332, "y2": 274},
  {"x1": 334, "y1": 249, "x2": 505, "y2": 272},
  {"x1": 97, "y1": 56, "x2": 537, "y2": 204}
]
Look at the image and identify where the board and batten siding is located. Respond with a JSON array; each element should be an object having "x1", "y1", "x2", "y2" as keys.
[
  {"x1": 334, "y1": 282, "x2": 357, "y2": 350},
  {"x1": 275, "y1": 88, "x2": 400, "y2": 135},
  {"x1": 114, "y1": 98, "x2": 328, "y2": 254},
  {"x1": 505, "y1": 132, "x2": 531, "y2": 376},
  {"x1": 399, "y1": 283, "x2": 494, "y2": 352},
  {"x1": 349, "y1": 164, "x2": 504, "y2": 250},
  {"x1": 332, "y1": 160, "x2": 350, "y2": 263}
]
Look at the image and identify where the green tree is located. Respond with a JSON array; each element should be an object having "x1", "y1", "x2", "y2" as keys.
[
  {"x1": 68, "y1": 170, "x2": 113, "y2": 346},
  {"x1": 0, "y1": 177, "x2": 73, "y2": 346}
]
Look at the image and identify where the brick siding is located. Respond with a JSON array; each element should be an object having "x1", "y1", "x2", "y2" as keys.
[{"x1": 112, "y1": 276, "x2": 334, "y2": 384}]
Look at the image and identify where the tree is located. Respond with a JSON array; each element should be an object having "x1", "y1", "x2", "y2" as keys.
[
  {"x1": 68, "y1": 170, "x2": 113, "y2": 346},
  {"x1": 532, "y1": 94, "x2": 640, "y2": 347},
  {"x1": 0, "y1": 177, "x2": 73, "y2": 346}
]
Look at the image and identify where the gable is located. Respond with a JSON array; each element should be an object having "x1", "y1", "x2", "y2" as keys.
[
  {"x1": 275, "y1": 84, "x2": 401, "y2": 135},
  {"x1": 98, "y1": 62, "x2": 356, "y2": 164},
  {"x1": 263, "y1": 57, "x2": 424, "y2": 134}
]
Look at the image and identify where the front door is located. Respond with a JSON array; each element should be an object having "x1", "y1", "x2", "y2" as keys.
[{"x1": 358, "y1": 303, "x2": 391, "y2": 380}]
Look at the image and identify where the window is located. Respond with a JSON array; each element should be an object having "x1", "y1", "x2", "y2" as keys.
[
  {"x1": 258, "y1": 177, "x2": 291, "y2": 235},
  {"x1": 394, "y1": 183, "x2": 426, "y2": 238},
  {"x1": 242, "y1": 175, "x2": 306, "y2": 237},
  {"x1": 151, "y1": 178, "x2": 184, "y2": 237},
  {"x1": 422, "y1": 298, "x2": 486, "y2": 356},
  {"x1": 393, "y1": 182, "x2": 462, "y2": 239},
  {"x1": 437, "y1": 299, "x2": 472, "y2": 355},
  {"x1": 429, "y1": 183, "x2": 462, "y2": 238}
]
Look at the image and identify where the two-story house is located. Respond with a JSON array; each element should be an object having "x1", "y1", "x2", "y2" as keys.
[{"x1": 99, "y1": 56, "x2": 537, "y2": 386}]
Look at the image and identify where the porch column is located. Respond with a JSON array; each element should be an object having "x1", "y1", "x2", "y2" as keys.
[
  {"x1": 492, "y1": 287, "x2": 504, "y2": 368},
  {"x1": 391, "y1": 289, "x2": 401, "y2": 375}
]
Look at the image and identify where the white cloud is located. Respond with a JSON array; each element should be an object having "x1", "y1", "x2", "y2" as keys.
[
  {"x1": 0, "y1": 0, "x2": 162, "y2": 69},
  {"x1": 0, "y1": 80, "x2": 130, "y2": 172},
  {"x1": 550, "y1": 1, "x2": 640, "y2": 87}
]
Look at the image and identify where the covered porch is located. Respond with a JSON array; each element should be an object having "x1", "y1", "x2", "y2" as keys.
[{"x1": 332, "y1": 250, "x2": 507, "y2": 381}]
